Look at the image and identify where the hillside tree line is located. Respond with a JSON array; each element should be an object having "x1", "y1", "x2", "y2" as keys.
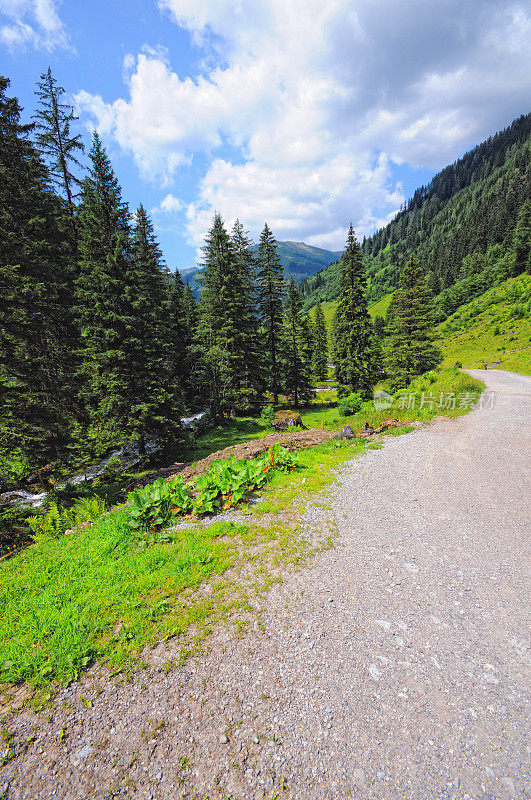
[{"x1": 0, "y1": 73, "x2": 337, "y2": 488}]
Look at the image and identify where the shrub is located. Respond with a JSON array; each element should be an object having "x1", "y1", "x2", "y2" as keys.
[
  {"x1": 260, "y1": 405, "x2": 276, "y2": 424},
  {"x1": 27, "y1": 496, "x2": 106, "y2": 542},
  {"x1": 103, "y1": 455, "x2": 123, "y2": 482},
  {"x1": 336, "y1": 384, "x2": 350, "y2": 399},
  {"x1": 337, "y1": 392, "x2": 363, "y2": 416},
  {"x1": 406, "y1": 369, "x2": 439, "y2": 394}
]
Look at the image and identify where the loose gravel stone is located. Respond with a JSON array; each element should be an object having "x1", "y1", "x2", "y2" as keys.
[{"x1": 2, "y1": 369, "x2": 529, "y2": 800}]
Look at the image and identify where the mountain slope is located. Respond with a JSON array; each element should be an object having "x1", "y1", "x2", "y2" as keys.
[
  {"x1": 179, "y1": 240, "x2": 341, "y2": 297},
  {"x1": 310, "y1": 292, "x2": 394, "y2": 333},
  {"x1": 269, "y1": 241, "x2": 342, "y2": 282},
  {"x1": 437, "y1": 274, "x2": 531, "y2": 374},
  {"x1": 300, "y1": 113, "x2": 531, "y2": 315}
]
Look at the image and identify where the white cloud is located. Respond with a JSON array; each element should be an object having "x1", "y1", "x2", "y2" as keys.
[
  {"x1": 149, "y1": 193, "x2": 186, "y2": 237},
  {"x1": 0, "y1": 0, "x2": 71, "y2": 51},
  {"x1": 158, "y1": 193, "x2": 185, "y2": 213},
  {"x1": 76, "y1": 0, "x2": 531, "y2": 250}
]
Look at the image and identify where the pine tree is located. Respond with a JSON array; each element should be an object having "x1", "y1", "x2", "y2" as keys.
[
  {"x1": 283, "y1": 279, "x2": 313, "y2": 407},
  {"x1": 312, "y1": 304, "x2": 328, "y2": 380},
  {"x1": 76, "y1": 132, "x2": 134, "y2": 441},
  {"x1": 229, "y1": 219, "x2": 262, "y2": 408},
  {"x1": 384, "y1": 255, "x2": 442, "y2": 388},
  {"x1": 373, "y1": 315, "x2": 386, "y2": 338},
  {"x1": 256, "y1": 224, "x2": 285, "y2": 403},
  {"x1": 300, "y1": 313, "x2": 315, "y2": 380},
  {"x1": 197, "y1": 214, "x2": 260, "y2": 416},
  {"x1": 183, "y1": 280, "x2": 198, "y2": 335},
  {"x1": 33, "y1": 67, "x2": 84, "y2": 240},
  {"x1": 127, "y1": 205, "x2": 183, "y2": 451},
  {"x1": 511, "y1": 198, "x2": 531, "y2": 275},
  {"x1": 180, "y1": 278, "x2": 202, "y2": 405},
  {"x1": 0, "y1": 76, "x2": 78, "y2": 478},
  {"x1": 166, "y1": 269, "x2": 194, "y2": 408},
  {"x1": 196, "y1": 214, "x2": 233, "y2": 417},
  {"x1": 332, "y1": 225, "x2": 377, "y2": 396}
]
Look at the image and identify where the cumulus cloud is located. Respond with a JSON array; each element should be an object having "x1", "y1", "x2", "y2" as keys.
[
  {"x1": 76, "y1": 0, "x2": 531, "y2": 249},
  {"x1": 158, "y1": 193, "x2": 185, "y2": 214},
  {"x1": 0, "y1": 0, "x2": 71, "y2": 51}
]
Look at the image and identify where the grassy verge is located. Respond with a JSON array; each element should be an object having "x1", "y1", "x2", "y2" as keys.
[
  {"x1": 0, "y1": 366, "x2": 484, "y2": 701},
  {"x1": 0, "y1": 444, "x2": 349, "y2": 697},
  {"x1": 437, "y1": 274, "x2": 531, "y2": 375},
  {"x1": 300, "y1": 366, "x2": 484, "y2": 432}
]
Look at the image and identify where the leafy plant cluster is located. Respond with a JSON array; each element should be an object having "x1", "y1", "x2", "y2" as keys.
[
  {"x1": 27, "y1": 496, "x2": 105, "y2": 542},
  {"x1": 127, "y1": 445, "x2": 298, "y2": 544},
  {"x1": 337, "y1": 392, "x2": 363, "y2": 416},
  {"x1": 260, "y1": 405, "x2": 276, "y2": 423}
]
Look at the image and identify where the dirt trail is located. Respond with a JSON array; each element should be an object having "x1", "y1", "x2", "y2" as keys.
[{"x1": 2, "y1": 370, "x2": 530, "y2": 800}]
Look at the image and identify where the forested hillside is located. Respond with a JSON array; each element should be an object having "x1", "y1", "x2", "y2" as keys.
[
  {"x1": 0, "y1": 74, "x2": 334, "y2": 491},
  {"x1": 300, "y1": 114, "x2": 531, "y2": 317}
]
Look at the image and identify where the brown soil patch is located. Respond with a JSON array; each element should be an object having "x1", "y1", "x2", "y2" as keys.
[{"x1": 122, "y1": 428, "x2": 334, "y2": 494}]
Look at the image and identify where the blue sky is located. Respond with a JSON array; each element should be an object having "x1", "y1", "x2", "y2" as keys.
[{"x1": 1, "y1": 1, "x2": 530, "y2": 271}]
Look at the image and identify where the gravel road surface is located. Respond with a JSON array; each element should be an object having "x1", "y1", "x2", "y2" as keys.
[{"x1": 2, "y1": 369, "x2": 530, "y2": 800}]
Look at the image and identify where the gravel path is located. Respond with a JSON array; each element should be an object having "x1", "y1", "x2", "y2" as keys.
[{"x1": 2, "y1": 369, "x2": 530, "y2": 800}]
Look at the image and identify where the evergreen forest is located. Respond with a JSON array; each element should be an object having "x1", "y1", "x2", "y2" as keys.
[
  {"x1": 299, "y1": 114, "x2": 531, "y2": 318},
  {"x1": 0, "y1": 73, "x2": 337, "y2": 491},
  {"x1": 1, "y1": 68, "x2": 529, "y2": 517}
]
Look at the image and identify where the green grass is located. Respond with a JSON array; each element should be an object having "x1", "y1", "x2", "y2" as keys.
[
  {"x1": 0, "y1": 366, "x2": 484, "y2": 697},
  {"x1": 368, "y1": 292, "x2": 394, "y2": 319},
  {"x1": 184, "y1": 417, "x2": 271, "y2": 461},
  {"x1": 437, "y1": 274, "x2": 531, "y2": 375},
  {"x1": 310, "y1": 292, "x2": 393, "y2": 332},
  {"x1": 0, "y1": 512, "x2": 241, "y2": 687},
  {"x1": 0, "y1": 441, "x2": 351, "y2": 694},
  {"x1": 300, "y1": 367, "x2": 484, "y2": 433}
]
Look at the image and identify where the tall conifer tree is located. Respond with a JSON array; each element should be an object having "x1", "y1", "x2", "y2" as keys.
[
  {"x1": 312, "y1": 304, "x2": 328, "y2": 380},
  {"x1": 384, "y1": 255, "x2": 442, "y2": 388},
  {"x1": 181, "y1": 279, "x2": 201, "y2": 404},
  {"x1": 166, "y1": 269, "x2": 193, "y2": 408},
  {"x1": 256, "y1": 224, "x2": 284, "y2": 403},
  {"x1": 300, "y1": 313, "x2": 315, "y2": 381},
  {"x1": 196, "y1": 215, "x2": 250, "y2": 416},
  {"x1": 33, "y1": 67, "x2": 84, "y2": 241},
  {"x1": 183, "y1": 280, "x2": 198, "y2": 335},
  {"x1": 283, "y1": 278, "x2": 313, "y2": 407},
  {"x1": 229, "y1": 219, "x2": 262, "y2": 408},
  {"x1": 332, "y1": 225, "x2": 377, "y2": 396},
  {"x1": 196, "y1": 215, "x2": 262, "y2": 416},
  {"x1": 127, "y1": 205, "x2": 183, "y2": 451},
  {"x1": 77, "y1": 132, "x2": 134, "y2": 440},
  {"x1": 196, "y1": 214, "x2": 233, "y2": 417},
  {"x1": 0, "y1": 76, "x2": 78, "y2": 476}
]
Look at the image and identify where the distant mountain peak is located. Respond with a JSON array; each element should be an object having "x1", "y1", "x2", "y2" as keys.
[{"x1": 179, "y1": 239, "x2": 340, "y2": 297}]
